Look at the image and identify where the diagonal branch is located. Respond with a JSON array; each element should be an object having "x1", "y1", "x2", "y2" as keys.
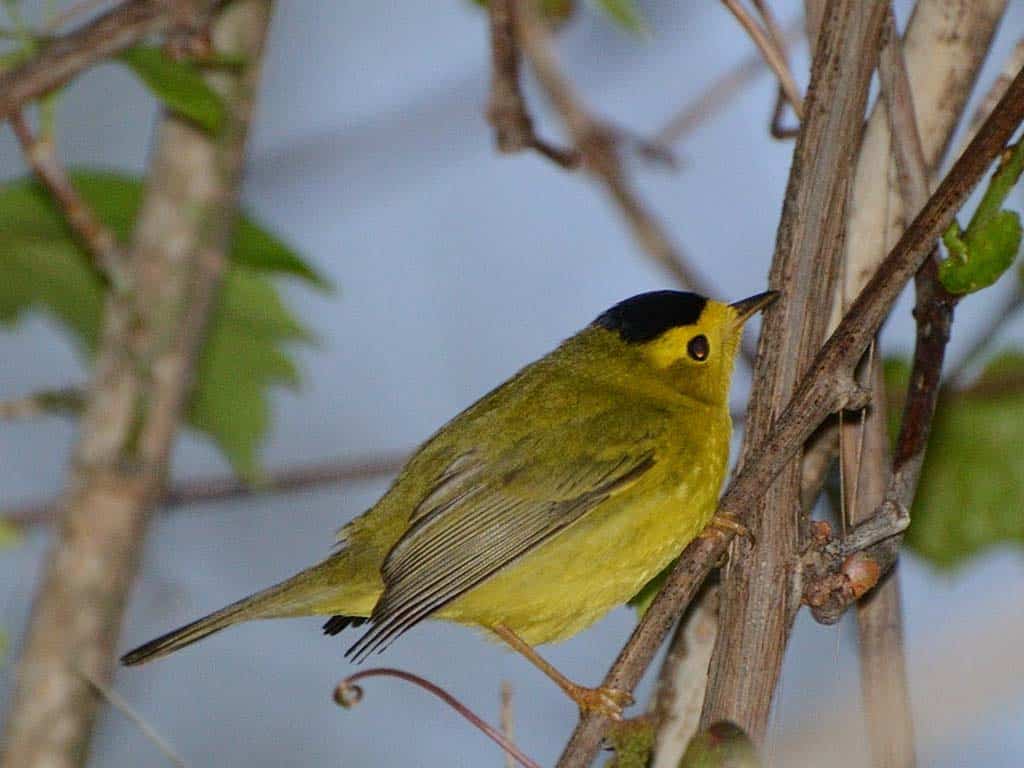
[
  {"x1": 0, "y1": 0, "x2": 221, "y2": 122},
  {"x1": 556, "y1": 55, "x2": 1024, "y2": 768},
  {"x1": 721, "y1": 0, "x2": 804, "y2": 120},
  {"x1": 9, "y1": 111, "x2": 130, "y2": 288},
  {"x1": 700, "y1": 0, "x2": 885, "y2": 738},
  {"x1": 655, "y1": 15, "x2": 804, "y2": 146}
]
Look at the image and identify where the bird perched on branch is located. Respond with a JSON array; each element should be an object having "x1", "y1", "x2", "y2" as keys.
[{"x1": 123, "y1": 289, "x2": 777, "y2": 718}]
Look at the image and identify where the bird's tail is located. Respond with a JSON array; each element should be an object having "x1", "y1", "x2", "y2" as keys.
[{"x1": 121, "y1": 555, "x2": 361, "y2": 666}]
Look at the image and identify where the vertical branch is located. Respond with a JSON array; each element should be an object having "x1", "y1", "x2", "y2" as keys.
[
  {"x1": 840, "y1": 5, "x2": 1005, "y2": 764},
  {"x1": 0, "y1": 3, "x2": 274, "y2": 767},
  {"x1": 700, "y1": 0, "x2": 887, "y2": 739}
]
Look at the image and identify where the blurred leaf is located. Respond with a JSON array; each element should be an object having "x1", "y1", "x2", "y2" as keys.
[
  {"x1": 884, "y1": 352, "x2": 1024, "y2": 567},
  {"x1": 604, "y1": 719, "x2": 654, "y2": 768},
  {"x1": 233, "y1": 217, "x2": 333, "y2": 290},
  {"x1": 679, "y1": 722, "x2": 760, "y2": 768},
  {"x1": 592, "y1": 0, "x2": 648, "y2": 34},
  {"x1": 940, "y1": 141, "x2": 1024, "y2": 294},
  {"x1": 118, "y1": 46, "x2": 227, "y2": 134},
  {"x1": 0, "y1": 170, "x2": 328, "y2": 477},
  {"x1": 0, "y1": 518, "x2": 19, "y2": 549},
  {"x1": 189, "y1": 265, "x2": 308, "y2": 478}
]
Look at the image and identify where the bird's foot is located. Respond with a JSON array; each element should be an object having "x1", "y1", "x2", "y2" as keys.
[
  {"x1": 564, "y1": 683, "x2": 634, "y2": 720},
  {"x1": 702, "y1": 514, "x2": 755, "y2": 545}
]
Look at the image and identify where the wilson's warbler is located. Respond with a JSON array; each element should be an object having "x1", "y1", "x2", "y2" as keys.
[{"x1": 123, "y1": 289, "x2": 776, "y2": 717}]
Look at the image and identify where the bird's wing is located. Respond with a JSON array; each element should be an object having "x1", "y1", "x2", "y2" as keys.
[{"x1": 346, "y1": 412, "x2": 660, "y2": 660}]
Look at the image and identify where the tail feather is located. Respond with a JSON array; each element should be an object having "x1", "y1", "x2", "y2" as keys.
[
  {"x1": 120, "y1": 597, "x2": 249, "y2": 666},
  {"x1": 121, "y1": 556, "x2": 366, "y2": 666}
]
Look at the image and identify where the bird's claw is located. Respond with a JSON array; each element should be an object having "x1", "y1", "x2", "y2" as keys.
[{"x1": 567, "y1": 684, "x2": 634, "y2": 721}]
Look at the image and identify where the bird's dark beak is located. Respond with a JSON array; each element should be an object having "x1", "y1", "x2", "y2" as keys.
[{"x1": 730, "y1": 290, "x2": 780, "y2": 324}]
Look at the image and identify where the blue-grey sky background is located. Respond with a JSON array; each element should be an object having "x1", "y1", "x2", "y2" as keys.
[{"x1": 2, "y1": 2, "x2": 1023, "y2": 766}]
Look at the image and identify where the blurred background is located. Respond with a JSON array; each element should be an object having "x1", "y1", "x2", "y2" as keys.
[{"x1": 2, "y1": 2, "x2": 1023, "y2": 766}]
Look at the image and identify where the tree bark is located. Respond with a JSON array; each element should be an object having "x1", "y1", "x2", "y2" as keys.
[
  {"x1": 1, "y1": 4, "x2": 274, "y2": 766},
  {"x1": 700, "y1": 0, "x2": 887, "y2": 740},
  {"x1": 841, "y1": 4, "x2": 1005, "y2": 765}
]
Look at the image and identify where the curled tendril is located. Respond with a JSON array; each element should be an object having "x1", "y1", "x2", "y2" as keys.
[
  {"x1": 333, "y1": 681, "x2": 363, "y2": 708},
  {"x1": 334, "y1": 667, "x2": 540, "y2": 768}
]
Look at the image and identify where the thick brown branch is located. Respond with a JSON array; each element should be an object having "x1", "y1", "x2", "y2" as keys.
[
  {"x1": 0, "y1": 0, "x2": 220, "y2": 122},
  {"x1": 9, "y1": 112, "x2": 129, "y2": 288},
  {"x1": 556, "y1": 53, "x2": 1024, "y2": 768},
  {"x1": 701, "y1": 0, "x2": 885, "y2": 739},
  {"x1": 803, "y1": 0, "x2": 1004, "y2": 626}
]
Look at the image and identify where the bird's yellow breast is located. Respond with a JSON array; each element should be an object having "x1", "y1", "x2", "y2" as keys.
[{"x1": 438, "y1": 413, "x2": 730, "y2": 645}]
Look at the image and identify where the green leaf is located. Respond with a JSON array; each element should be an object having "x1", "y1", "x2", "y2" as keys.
[
  {"x1": 233, "y1": 217, "x2": 332, "y2": 290},
  {"x1": 189, "y1": 265, "x2": 308, "y2": 478},
  {"x1": 884, "y1": 353, "x2": 1024, "y2": 567},
  {"x1": 592, "y1": 0, "x2": 648, "y2": 35},
  {"x1": 679, "y1": 722, "x2": 760, "y2": 768},
  {"x1": 939, "y1": 210, "x2": 1022, "y2": 294},
  {"x1": 604, "y1": 719, "x2": 655, "y2": 768},
  {"x1": 0, "y1": 170, "x2": 327, "y2": 477},
  {"x1": 940, "y1": 140, "x2": 1024, "y2": 295},
  {"x1": 118, "y1": 46, "x2": 227, "y2": 135}
]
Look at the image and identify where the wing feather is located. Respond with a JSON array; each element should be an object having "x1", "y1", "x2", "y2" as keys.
[{"x1": 346, "y1": 429, "x2": 656, "y2": 661}]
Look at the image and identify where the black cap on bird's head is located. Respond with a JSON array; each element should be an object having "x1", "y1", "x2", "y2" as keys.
[{"x1": 593, "y1": 290, "x2": 708, "y2": 343}]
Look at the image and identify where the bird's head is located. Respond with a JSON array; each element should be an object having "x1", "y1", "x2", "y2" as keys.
[{"x1": 592, "y1": 289, "x2": 778, "y2": 406}]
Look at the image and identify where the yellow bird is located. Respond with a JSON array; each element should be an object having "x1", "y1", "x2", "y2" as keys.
[{"x1": 122, "y1": 289, "x2": 776, "y2": 717}]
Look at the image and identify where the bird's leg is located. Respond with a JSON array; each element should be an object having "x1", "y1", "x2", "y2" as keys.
[{"x1": 491, "y1": 623, "x2": 632, "y2": 720}]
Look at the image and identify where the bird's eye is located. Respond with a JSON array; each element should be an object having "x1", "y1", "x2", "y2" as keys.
[{"x1": 687, "y1": 334, "x2": 709, "y2": 361}]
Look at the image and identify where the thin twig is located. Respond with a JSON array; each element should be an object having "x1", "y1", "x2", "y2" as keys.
[
  {"x1": 751, "y1": 0, "x2": 802, "y2": 139},
  {"x1": 78, "y1": 666, "x2": 186, "y2": 768},
  {"x1": 961, "y1": 37, "x2": 1024, "y2": 154},
  {"x1": 485, "y1": 0, "x2": 578, "y2": 168},
  {"x1": 556, "y1": 57, "x2": 1024, "y2": 768},
  {"x1": 946, "y1": 283, "x2": 1024, "y2": 387},
  {"x1": 9, "y1": 111, "x2": 129, "y2": 288},
  {"x1": 655, "y1": 15, "x2": 804, "y2": 146},
  {"x1": 335, "y1": 668, "x2": 540, "y2": 768},
  {"x1": 511, "y1": 0, "x2": 757, "y2": 365},
  {"x1": 500, "y1": 682, "x2": 515, "y2": 768},
  {"x1": 720, "y1": 0, "x2": 804, "y2": 120},
  {"x1": 2, "y1": 453, "x2": 408, "y2": 529},
  {"x1": 0, "y1": 386, "x2": 84, "y2": 421},
  {"x1": 0, "y1": 0, "x2": 221, "y2": 122}
]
